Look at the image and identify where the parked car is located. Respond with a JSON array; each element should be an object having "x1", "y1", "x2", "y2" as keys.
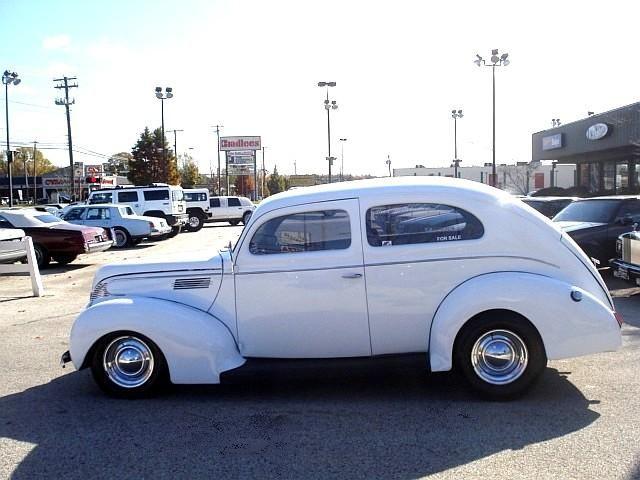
[
  {"x1": 209, "y1": 196, "x2": 255, "y2": 226},
  {"x1": 553, "y1": 196, "x2": 640, "y2": 265},
  {"x1": 0, "y1": 209, "x2": 113, "y2": 267},
  {"x1": 521, "y1": 196, "x2": 577, "y2": 219},
  {"x1": 183, "y1": 188, "x2": 210, "y2": 231},
  {"x1": 0, "y1": 227, "x2": 27, "y2": 263},
  {"x1": 62, "y1": 177, "x2": 622, "y2": 399},
  {"x1": 87, "y1": 184, "x2": 188, "y2": 237},
  {"x1": 610, "y1": 228, "x2": 640, "y2": 284},
  {"x1": 62, "y1": 204, "x2": 172, "y2": 247}
]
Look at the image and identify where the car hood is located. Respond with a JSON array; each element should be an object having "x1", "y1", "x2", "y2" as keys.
[
  {"x1": 94, "y1": 253, "x2": 223, "y2": 284},
  {"x1": 554, "y1": 221, "x2": 607, "y2": 233}
]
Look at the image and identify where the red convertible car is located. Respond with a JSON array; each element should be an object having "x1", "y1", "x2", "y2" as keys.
[{"x1": 0, "y1": 209, "x2": 113, "y2": 267}]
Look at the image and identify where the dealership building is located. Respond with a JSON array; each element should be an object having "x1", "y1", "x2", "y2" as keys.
[{"x1": 532, "y1": 102, "x2": 640, "y2": 196}]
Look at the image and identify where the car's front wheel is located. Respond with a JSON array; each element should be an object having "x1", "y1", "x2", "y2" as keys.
[
  {"x1": 91, "y1": 333, "x2": 167, "y2": 398},
  {"x1": 242, "y1": 211, "x2": 252, "y2": 225},
  {"x1": 33, "y1": 243, "x2": 51, "y2": 268},
  {"x1": 188, "y1": 213, "x2": 204, "y2": 231},
  {"x1": 454, "y1": 312, "x2": 546, "y2": 399}
]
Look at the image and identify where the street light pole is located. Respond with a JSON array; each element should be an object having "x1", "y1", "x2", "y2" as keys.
[
  {"x1": 3, "y1": 70, "x2": 20, "y2": 207},
  {"x1": 155, "y1": 87, "x2": 173, "y2": 178},
  {"x1": 386, "y1": 155, "x2": 392, "y2": 177},
  {"x1": 261, "y1": 146, "x2": 266, "y2": 198},
  {"x1": 451, "y1": 109, "x2": 463, "y2": 178},
  {"x1": 339, "y1": 138, "x2": 347, "y2": 181},
  {"x1": 317, "y1": 81, "x2": 337, "y2": 183},
  {"x1": 474, "y1": 49, "x2": 510, "y2": 188}
]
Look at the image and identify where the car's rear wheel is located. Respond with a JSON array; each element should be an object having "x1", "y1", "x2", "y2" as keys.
[
  {"x1": 53, "y1": 253, "x2": 77, "y2": 265},
  {"x1": 33, "y1": 243, "x2": 50, "y2": 268},
  {"x1": 113, "y1": 227, "x2": 131, "y2": 248},
  {"x1": 454, "y1": 311, "x2": 546, "y2": 399},
  {"x1": 188, "y1": 214, "x2": 204, "y2": 231},
  {"x1": 91, "y1": 333, "x2": 167, "y2": 398}
]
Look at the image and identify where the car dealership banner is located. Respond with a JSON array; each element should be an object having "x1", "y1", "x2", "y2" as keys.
[{"x1": 220, "y1": 136, "x2": 261, "y2": 151}]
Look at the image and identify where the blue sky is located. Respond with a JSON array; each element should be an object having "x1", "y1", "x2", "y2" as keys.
[{"x1": 2, "y1": 0, "x2": 640, "y2": 177}]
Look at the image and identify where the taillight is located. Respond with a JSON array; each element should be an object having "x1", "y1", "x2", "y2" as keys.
[{"x1": 614, "y1": 311, "x2": 624, "y2": 327}]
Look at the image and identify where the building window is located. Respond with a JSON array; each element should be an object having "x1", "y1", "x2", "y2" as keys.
[
  {"x1": 603, "y1": 162, "x2": 615, "y2": 193},
  {"x1": 617, "y1": 162, "x2": 629, "y2": 192}
]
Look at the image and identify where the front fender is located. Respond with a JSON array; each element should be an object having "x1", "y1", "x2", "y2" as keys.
[
  {"x1": 429, "y1": 272, "x2": 621, "y2": 372},
  {"x1": 70, "y1": 296, "x2": 245, "y2": 384}
]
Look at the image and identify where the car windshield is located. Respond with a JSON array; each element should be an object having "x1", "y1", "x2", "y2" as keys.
[{"x1": 554, "y1": 200, "x2": 620, "y2": 223}]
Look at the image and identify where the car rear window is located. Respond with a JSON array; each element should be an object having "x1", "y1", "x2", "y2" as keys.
[
  {"x1": 250, "y1": 210, "x2": 351, "y2": 254},
  {"x1": 228, "y1": 198, "x2": 241, "y2": 207},
  {"x1": 366, "y1": 203, "x2": 484, "y2": 246},
  {"x1": 89, "y1": 192, "x2": 112, "y2": 204}
]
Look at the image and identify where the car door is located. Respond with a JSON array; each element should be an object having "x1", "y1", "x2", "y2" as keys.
[
  {"x1": 209, "y1": 197, "x2": 224, "y2": 220},
  {"x1": 116, "y1": 190, "x2": 141, "y2": 213},
  {"x1": 226, "y1": 197, "x2": 244, "y2": 220},
  {"x1": 234, "y1": 199, "x2": 371, "y2": 358}
]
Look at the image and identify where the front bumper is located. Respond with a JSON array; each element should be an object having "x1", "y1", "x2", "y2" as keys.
[
  {"x1": 610, "y1": 258, "x2": 640, "y2": 283},
  {"x1": 165, "y1": 213, "x2": 189, "y2": 227},
  {"x1": 85, "y1": 239, "x2": 114, "y2": 253}
]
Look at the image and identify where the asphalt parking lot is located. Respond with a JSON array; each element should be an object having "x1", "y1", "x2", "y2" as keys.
[{"x1": 1, "y1": 224, "x2": 639, "y2": 480}]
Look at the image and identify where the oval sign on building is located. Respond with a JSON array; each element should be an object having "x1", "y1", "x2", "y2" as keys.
[{"x1": 586, "y1": 123, "x2": 609, "y2": 140}]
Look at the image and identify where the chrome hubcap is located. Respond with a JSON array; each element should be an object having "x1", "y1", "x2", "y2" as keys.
[
  {"x1": 189, "y1": 216, "x2": 200, "y2": 228},
  {"x1": 471, "y1": 329, "x2": 528, "y2": 385},
  {"x1": 114, "y1": 231, "x2": 126, "y2": 247},
  {"x1": 103, "y1": 336, "x2": 154, "y2": 388}
]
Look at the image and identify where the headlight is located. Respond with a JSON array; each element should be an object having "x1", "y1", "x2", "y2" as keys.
[{"x1": 89, "y1": 281, "x2": 110, "y2": 302}]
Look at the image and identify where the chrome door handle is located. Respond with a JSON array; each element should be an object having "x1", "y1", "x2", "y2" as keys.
[{"x1": 342, "y1": 273, "x2": 362, "y2": 279}]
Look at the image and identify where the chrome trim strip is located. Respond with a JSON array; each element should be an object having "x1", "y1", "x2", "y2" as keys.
[{"x1": 234, "y1": 255, "x2": 558, "y2": 276}]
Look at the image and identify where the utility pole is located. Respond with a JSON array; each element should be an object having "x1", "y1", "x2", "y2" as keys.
[
  {"x1": 211, "y1": 125, "x2": 223, "y2": 195},
  {"x1": 386, "y1": 155, "x2": 392, "y2": 177},
  {"x1": 33, "y1": 140, "x2": 38, "y2": 202},
  {"x1": 261, "y1": 146, "x2": 266, "y2": 199},
  {"x1": 294, "y1": 160, "x2": 297, "y2": 175},
  {"x1": 168, "y1": 129, "x2": 183, "y2": 168},
  {"x1": 54, "y1": 76, "x2": 78, "y2": 200},
  {"x1": 22, "y1": 150, "x2": 28, "y2": 202}
]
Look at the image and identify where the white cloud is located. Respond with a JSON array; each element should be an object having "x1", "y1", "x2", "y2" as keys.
[{"x1": 42, "y1": 34, "x2": 71, "y2": 50}]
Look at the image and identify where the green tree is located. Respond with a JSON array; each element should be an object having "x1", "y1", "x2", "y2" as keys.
[
  {"x1": 266, "y1": 166, "x2": 283, "y2": 195},
  {"x1": 0, "y1": 147, "x2": 57, "y2": 176},
  {"x1": 179, "y1": 153, "x2": 200, "y2": 187},
  {"x1": 129, "y1": 127, "x2": 180, "y2": 185},
  {"x1": 104, "y1": 152, "x2": 132, "y2": 175}
]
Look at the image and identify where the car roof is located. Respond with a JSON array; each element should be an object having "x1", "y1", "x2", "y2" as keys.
[
  {"x1": 257, "y1": 176, "x2": 514, "y2": 212},
  {"x1": 68, "y1": 203, "x2": 124, "y2": 209},
  {"x1": 90, "y1": 184, "x2": 180, "y2": 192},
  {"x1": 523, "y1": 196, "x2": 578, "y2": 202},
  {"x1": 574, "y1": 196, "x2": 640, "y2": 201}
]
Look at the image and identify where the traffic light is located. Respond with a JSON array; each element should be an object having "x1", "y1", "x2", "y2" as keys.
[{"x1": 86, "y1": 176, "x2": 100, "y2": 184}]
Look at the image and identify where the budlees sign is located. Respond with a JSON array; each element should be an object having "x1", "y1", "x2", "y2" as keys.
[{"x1": 220, "y1": 136, "x2": 261, "y2": 151}]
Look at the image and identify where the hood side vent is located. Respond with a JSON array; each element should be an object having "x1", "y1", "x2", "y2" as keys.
[{"x1": 173, "y1": 277, "x2": 211, "y2": 290}]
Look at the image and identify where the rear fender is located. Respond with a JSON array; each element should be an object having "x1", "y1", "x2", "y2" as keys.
[
  {"x1": 70, "y1": 296, "x2": 245, "y2": 384},
  {"x1": 429, "y1": 272, "x2": 621, "y2": 372}
]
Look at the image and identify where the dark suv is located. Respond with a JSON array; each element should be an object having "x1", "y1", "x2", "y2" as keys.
[{"x1": 553, "y1": 196, "x2": 640, "y2": 265}]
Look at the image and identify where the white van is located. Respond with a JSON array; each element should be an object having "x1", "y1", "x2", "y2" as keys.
[{"x1": 87, "y1": 184, "x2": 188, "y2": 237}]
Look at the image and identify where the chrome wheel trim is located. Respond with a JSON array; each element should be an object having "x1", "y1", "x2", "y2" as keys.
[
  {"x1": 114, "y1": 230, "x2": 127, "y2": 247},
  {"x1": 471, "y1": 329, "x2": 528, "y2": 385},
  {"x1": 189, "y1": 216, "x2": 200, "y2": 228},
  {"x1": 103, "y1": 336, "x2": 155, "y2": 389}
]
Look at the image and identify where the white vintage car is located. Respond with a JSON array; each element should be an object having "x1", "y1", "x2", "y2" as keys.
[{"x1": 61, "y1": 177, "x2": 622, "y2": 399}]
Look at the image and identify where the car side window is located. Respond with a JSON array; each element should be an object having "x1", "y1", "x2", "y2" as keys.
[
  {"x1": 86, "y1": 208, "x2": 109, "y2": 220},
  {"x1": 210, "y1": 198, "x2": 221, "y2": 208},
  {"x1": 89, "y1": 192, "x2": 112, "y2": 204},
  {"x1": 0, "y1": 215, "x2": 13, "y2": 228},
  {"x1": 616, "y1": 201, "x2": 640, "y2": 223},
  {"x1": 118, "y1": 191, "x2": 138, "y2": 203},
  {"x1": 64, "y1": 208, "x2": 85, "y2": 221},
  {"x1": 143, "y1": 189, "x2": 169, "y2": 201},
  {"x1": 366, "y1": 203, "x2": 484, "y2": 246},
  {"x1": 250, "y1": 210, "x2": 351, "y2": 254},
  {"x1": 228, "y1": 198, "x2": 241, "y2": 207}
]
